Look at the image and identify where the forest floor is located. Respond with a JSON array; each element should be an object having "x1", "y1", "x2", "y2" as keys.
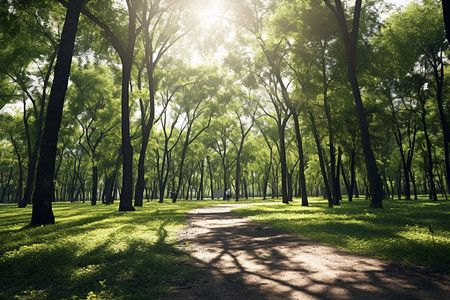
[{"x1": 169, "y1": 203, "x2": 450, "y2": 300}]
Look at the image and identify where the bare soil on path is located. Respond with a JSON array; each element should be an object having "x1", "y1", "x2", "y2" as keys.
[{"x1": 169, "y1": 204, "x2": 450, "y2": 300}]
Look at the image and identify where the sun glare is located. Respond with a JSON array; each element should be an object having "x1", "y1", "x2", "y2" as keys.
[{"x1": 194, "y1": 0, "x2": 223, "y2": 29}]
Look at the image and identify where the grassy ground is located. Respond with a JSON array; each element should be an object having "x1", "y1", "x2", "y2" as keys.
[
  {"x1": 0, "y1": 199, "x2": 243, "y2": 300},
  {"x1": 2, "y1": 196, "x2": 449, "y2": 299},
  {"x1": 234, "y1": 196, "x2": 450, "y2": 273}
]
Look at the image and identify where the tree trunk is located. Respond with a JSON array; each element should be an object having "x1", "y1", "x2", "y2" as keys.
[
  {"x1": 335, "y1": 147, "x2": 342, "y2": 202},
  {"x1": 173, "y1": 128, "x2": 191, "y2": 203},
  {"x1": 1, "y1": 171, "x2": 13, "y2": 203},
  {"x1": 243, "y1": 177, "x2": 248, "y2": 199},
  {"x1": 443, "y1": 0, "x2": 450, "y2": 43},
  {"x1": 429, "y1": 46, "x2": 450, "y2": 193},
  {"x1": 134, "y1": 132, "x2": 148, "y2": 207},
  {"x1": 409, "y1": 171, "x2": 418, "y2": 200},
  {"x1": 31, "y1": 0, "x2": 82, "y2": 225},
  {"x1": 277, "y1": 118, "x2": 290, "y2": 204},
  {"x1": 341, "y1": 164, "x2": 350, "y2": 199},
  {"x1": 348, "y1": 62, "x2": 383, "y2": 207},
  {"x1": 20, "y1": 49, "x2": 57, "y2": 208},
  {"x1": 262, "y1": 151, "x2": 272, "y2": 200},
  {"x1": 119, "y1": 59, "x2": 135, "y2": 211},
  {"x1": 292, "y1": 114, "x2": 308, "y2": 206},
  {"x1": 309, "y1": 111, "x2": 332, "y2": 207},
  {"x1": 422, "y1": 113, "x2": 438, "y2": 201},
  {"x1": 235, "y1": 155, "x2": 241, "y2": 202},
  {"x1": 207, "y1": 156, "x2": 214, "y2": 199},
  {"x1": 199, "y1": 159, "x2": 204, "y2": 200},
  {"x1": 287, "y1": 172, "x2": 293, "y2": 202},
  {"x1": 91, "y1": 165, "x2": 98, "y2": 206},
  {"x1": 321, "y1": 53, "x2": 338, "y2": 205}
]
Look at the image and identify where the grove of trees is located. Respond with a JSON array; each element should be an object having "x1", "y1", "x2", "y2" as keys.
[{"x1": 0, "y1": 0, "x2": 448, "y2": 225}]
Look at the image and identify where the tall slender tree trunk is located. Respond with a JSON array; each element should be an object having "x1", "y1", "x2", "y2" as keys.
[
  {"x1": 207, "y1": 156, "x2": 214, "y2": 199},
  {"x1": 422, "y1": 115, "x2": 438, "y2": 201},
  {"x1": 135, "y1": 26, "x2": 157, "y2": 207},
  {"x1": 31, "y1": 0, "x2": 83, "y2": 225},
  {"x1": 347, "y1": 60, "x2": 383, "y2": 207},
  {"x1": 134, "y1": 118, "x2": 150, "y2": 207},
  {"x1": 235, "y1": 155, "x2": 241, "y2": 202},
  {"x1": 199, "y1": 159, "x2": 204, "y2": 200},
  {"x1": 173, "y1": 128, "x2": 191, "y2": 203},
  {"x1": 442, "y1": 0, "x2": 450, "y2": 46},
  {"x1": 277, "y1": 118, "x2": 290, "y2": 204},
  {"x1": 336, "y1": 147, "x2": 342, "y2": 202},
  {"x1": 91, "y1": 165, "x2": 98, "y2": 206},
  {"x1": 321, "y1": 48, "x2": 338, "y2": 205},
  {"x1": 309, "y1": 111, "x2": 332, "y2": 207},
  {"x1": 119, "y1": 59, "x2": 135, "y2": 211},
  {"x1": 292, "y1": 114, "x2": 308, "y2": 206}
]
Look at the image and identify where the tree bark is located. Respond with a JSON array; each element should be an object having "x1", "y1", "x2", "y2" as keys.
[{"x1": 31, "y1": 0, "x2": 83, "y2": 225}]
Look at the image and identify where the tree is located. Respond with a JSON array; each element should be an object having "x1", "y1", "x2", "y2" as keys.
[
  {"x1": 134, "y1": 0, "x2": 196, "y2": 207},
  {"x1": 172, "y1": 66, "x2": 220, "y2": 203},
  {"x1": 210, "y1": 117, "x2": 237, "y2": 200},
  {"x1": 31, "y1": 0, "x2": 83, "y2": 225},
  {"x1": 67, "y1": 64, "x2": 119, "y2": 205},
  {"x1": 323, "y1": 0, "x2": 384, "y2": 207},
  {"x1": 227, "y1": 95, "x2": 256, "y2": 202},
  {"x1": 0, "y1": 1, "x2": 61, "y2": 208},
  {"x1": 376, "y1": 0, "x2": 448, "y2": 197},
  {"x1": 76, "y1": 0, "x2": 146, "y2": 211}
]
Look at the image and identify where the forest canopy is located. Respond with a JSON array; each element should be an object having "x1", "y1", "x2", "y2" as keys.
[{"x1": 0, "y1": 0, "x2": 448, "y2": 224}]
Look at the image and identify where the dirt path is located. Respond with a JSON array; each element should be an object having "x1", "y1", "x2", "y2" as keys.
[{"x1": 169, "y1": 204, "x2": 450, "y2": 300}]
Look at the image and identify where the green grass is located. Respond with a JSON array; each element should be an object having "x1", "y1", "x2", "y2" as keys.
[
  {"x1": 2, "y1": 196, "x2": 448, "y2": 299},
  {"x1": 234, "y1": 196, "x2": 450, "y2": 273},
  {"x1": 0, "y1": 199, "x2": 236, "y2": 300}
]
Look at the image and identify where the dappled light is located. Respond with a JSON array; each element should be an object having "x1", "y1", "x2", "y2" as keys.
[
  {"x1": 1, "y1": 0, "x2": 449, "y2": 298},
  {"x1": 172, "y1": 202, "x2": 450, "y2": 299},
  {"x1": 0, "y1": 202, "x2": 207, "y2": 299}
]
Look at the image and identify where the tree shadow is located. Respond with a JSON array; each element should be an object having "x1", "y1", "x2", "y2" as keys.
[
  {"x1": 170, "y1": 206, "x2": 450, "y2": 299},
  {"x1": 0, "y1": 208, "x2": 194, "y2": 300}
]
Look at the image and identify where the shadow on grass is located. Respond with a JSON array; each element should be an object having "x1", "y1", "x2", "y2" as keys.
[
  {"x1": 170, "y1": 205, "x2": 450, "y2": 300},
  {"x1": 234, "y1": 198, "x2": 450, "y2": 273},
  {"x1": 0, "y1": 204, "x2": 197, "y2": 300}
]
